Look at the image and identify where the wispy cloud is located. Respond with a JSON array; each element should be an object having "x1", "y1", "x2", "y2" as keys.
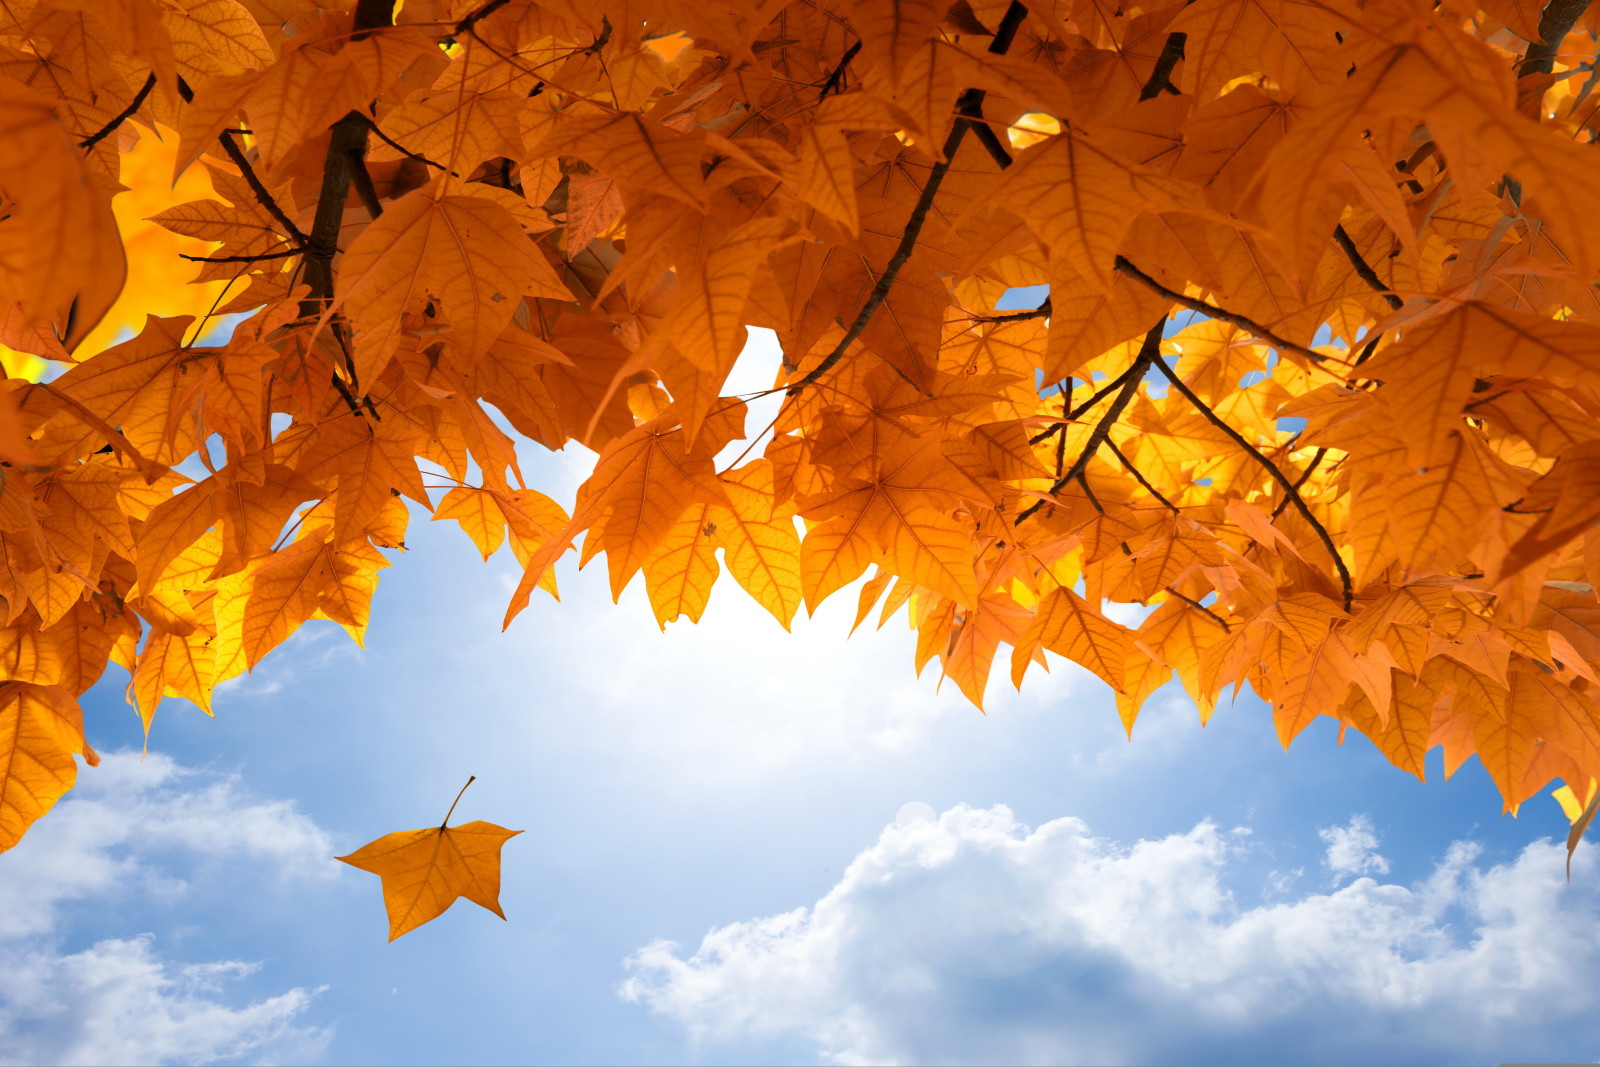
[
  {"x1": 622, "y1": 804, "x2": 1600, "y2": 1065},
  {"x1": 0, "y1": 753, "x2": 337, "y2": 1066}
]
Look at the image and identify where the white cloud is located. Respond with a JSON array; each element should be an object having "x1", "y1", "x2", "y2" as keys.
[
  {"x1": 1320, "y1": 814, "x2": 1391, "y2": 881},
  {"x1": 0, "y1": 752, "x2": 336, "y2": 1066},
  {"x1": 0, "y1": 937, "x2": 327, "y2": 1067},
  {"x1": 621, "y1": 805, "x2": 1600, "y2": 1065}
]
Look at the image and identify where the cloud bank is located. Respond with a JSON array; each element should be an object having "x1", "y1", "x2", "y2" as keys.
[
  {"x1": 0, "y1": 753, "x2": 336, "y2": 1066},
  {"x1": 622, "y1": 805, "x2": 1600, "y2": 1065}
]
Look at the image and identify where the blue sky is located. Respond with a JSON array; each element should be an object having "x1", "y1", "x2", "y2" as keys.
[{"x1": 2, "y1": 332, "x2": 1598, "y2": 1065}]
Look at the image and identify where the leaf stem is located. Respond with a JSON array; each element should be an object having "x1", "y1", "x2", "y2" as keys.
[{"x1": 442, "y1": 775, "x2": 476, "y2": 829}]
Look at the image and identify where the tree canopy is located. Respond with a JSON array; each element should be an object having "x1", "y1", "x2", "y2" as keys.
[{"x1": 4, "y1": 0, "x2": 1600, "y2": 933}]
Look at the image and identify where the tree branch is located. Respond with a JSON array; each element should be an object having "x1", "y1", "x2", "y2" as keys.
[
  {"x1": 360, "y1": 114, "x2": 448, "y2": 171},
  {"x1": 1028, "y1": 358, "x2": 1145, "y2": 445},
  {"x1": 1138, "y1": 32, "x2": 1187, "y2": 100},
  {"x1": 1270, "y1": 447, "x2": 1328, "y2": 520},
  {"x1": 1016, "y1": 319, "x2": 1160, "y2": 524},
  {"x1": 977, "y1": 298, "x2": 1050, "y2": 324},
  {"x1": 454, "y1": 0, "x2": 514, "y2": 37},
  {"x1": 1163, "y1": 586, "x2": 1231, "y2": 630},
  {"x1": 1114, "y1": 255, "x2": 1333, "y2": 365},
  {"x1": 1105, "y1": 436, "x2": 1179, "y2": 512},
  {"x1": 1151, "y1": 355, "x2": 1353, "y2": 610},
  {"x1": 819, "y1": 40, "x2": 862, "y2": 100},
  {"x1": 180, "y1": 248, "x2": 301, "y2": 264},
  {"x1": 1331, "y1": 224, "x2": 1403, "y2": 310},
  {"x1": 176, "y1": 77, "x2": 313, "y2": 251},
  {"x1": 300, "y1": 0, "x2": 393, "y2": 316},
  {"x1": 79, "y1": 73, "x2": 155, "y2": 150},
  {"x1": 969, "y1": 119, "x2": 1015, "y2": 169},
  {"x1": 788, "y1": 1, "x2": 1030, "y2": 396},
  {"x1": 1521, "y1": 0, "x2": 1592, "y2": 75}
]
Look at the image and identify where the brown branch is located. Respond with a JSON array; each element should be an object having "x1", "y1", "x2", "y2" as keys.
[
  {"x1": 360, "y1": 114, "x2": 448, "y2": 171},
  {"x1": 80, "y1": 73, "x2": 155, "y2": 150},
  {"x1": 348, "y1": 146, "x2": 384, "y2": 219},
  {"x1": 1029, "y1": 358, "x2": 1145, "y2": 445},
  {"x1": 1270, "y1": 447, "x2": 1328, "y2": 520},
  {"x1": 180, "y1": 248, "x2": 301, "y2": 264},
  {"x1": 819, "y1": 40, "x2": 862, "y2": 100},
  {"x1": 1105, "y1": 436, "x2": 1179, "y2": 512},
  {"x1": 977, "y1": 298, "x2": 1050, "y2": 324},
  {"x1": 1054, "y1": 379, "x2": 1071, "y2": 478},
  {"x1": 300, "y1": 0, "x2": 393, "y2": 316},
  {"x1": 1114, "y1": 256, "x2": 1331, "y2": 365},
  {"x1": 969, "y1": 120, "x2": 1015, "y2": 169},
  {"x1": 176, "y1": 77, "x2": 313, "y2": 251},
  {"x1": 1138, "y1": 32, "x2": 1187, "y2": 100},
  {"x1": 1163, "y1": 587, "x2": 1231, "y2": 630},
  {"x1": 1151, "y1": 355, "x2": 1353, "y2": 610},
  {"x1": 1521, "y1": 0, "x2": 1593, "y2": 75},
  {"x1": 454, "y1": 0, "x2": 514, "y2": 36},
  {"x1": 1331, "y1": 224, "x2": 1403, "y2": 310},
  {"x1": 1016, "y1": 320, "x2": 1161, "y2": 524},
  {"x1": 789, "y1": 1, "x2": 1030, "y2": 396}
]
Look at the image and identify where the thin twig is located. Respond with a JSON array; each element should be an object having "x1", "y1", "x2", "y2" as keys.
[
  {"x1": 176, "y1": 77, "x2": 313, "y2": 250},
  {"x1": 1164, "y1": 586, "x2": 1231, "y2": 630},
  {"x1": 1054, "y1": 378, "x2": 1071, "y2": 478},
  {"x1": 360, "y1": 114, "x2": 449, "y2": 171},
  {"x1": 788, "y1": 1, "x2": 1031, "y2": 396},
  {"x1": 1016, "y1": 320, "x2": 1161, "y2": 524},
  {"x1": 179, "y1": 248, "x2": 301, "y2": 264},
  {"x1": 1105, "y1": 436, "x2": 1179, "y2": 512},
  {"x1": 1029, "y1": 359, "x2": 1145, "y2": 445},
  {"x1": 977, "y1": 298, "x2": 1051, "y2": 324},
  {"x1": 1331, "y1": 224, "x2": 1403, "y2": 310},
  {"x1": 1113, "y1": 256, "x2": 1331, "y2": 365},
  {"x1": 80, "y1": 73, "x2": 156, "y2": 150},
  {"x1": 1138, "y1": 32, "x2": 1187, "y2": 100},
  {"x1": 1150, "y1": 355, "x2": 1353, "y2": 610},
  {"x1": 455, "y1": 0, "x2": 513, "y2": 36},
  {"x1": 819, "y1": 40, "x2": 862, "y2": 100},
  {"x1": 1270, "y1": 447, "x2": 1327, "y2": 519}
]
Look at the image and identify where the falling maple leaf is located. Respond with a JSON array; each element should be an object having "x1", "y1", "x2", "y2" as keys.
[{"x1": 337, "y1": 777, "x2": 521, "y2": 940}]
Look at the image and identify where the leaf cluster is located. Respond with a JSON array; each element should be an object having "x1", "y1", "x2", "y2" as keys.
[{"x1": 3, "y1": 0, "x2": 1600, "y2": 884}]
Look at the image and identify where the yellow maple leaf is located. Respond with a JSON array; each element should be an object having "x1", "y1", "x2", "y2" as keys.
[{"x1": 337, "y1": 777, "x2": 521, "y2": 941}]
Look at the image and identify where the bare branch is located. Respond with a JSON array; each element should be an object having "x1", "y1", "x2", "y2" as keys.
[
  {"x1": 179, "y1": 248, "x2": 301, "y2": 264},
  {"x1": 1105, "y1": 436, "x2": 1180, "y2": 512},
  {"x1": 1521, "y1": 0, "x2": 1593, "y2": 76},
  {"x1": 818, "y1": 40, "x2": 862, "y2": 100},
  {"x1": 1150, "y1": 356, "x2": 1353, "y2": 610},
  {"x1": 1029, "y1": 358, "x2": 1144, "y2": 445},
  {"x1": 1138, "y1": 32, "x2": 1187, "y2": 100},
  {"x1": 176, "y1": 77, "x2": 313, "y2": 251},
  {"x1": 788, "y1": 1, "x2": 1031, "y2": 396},
  {"x1": 1331, "y1": 224, "x2": 1403, "y2": 310},
  {"x1": 976, "y1": 298, "x2": 1050, "y2": 324},
  {"x1": 1016, "y1": 319, "x2": 1161, "y2": 524},
  {"x1": 79, "y1": 73, "x2": 155, "y2": 150},
  {"x1": 1114, "y1": 255, "x2": 1334, "y2": 366}
]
